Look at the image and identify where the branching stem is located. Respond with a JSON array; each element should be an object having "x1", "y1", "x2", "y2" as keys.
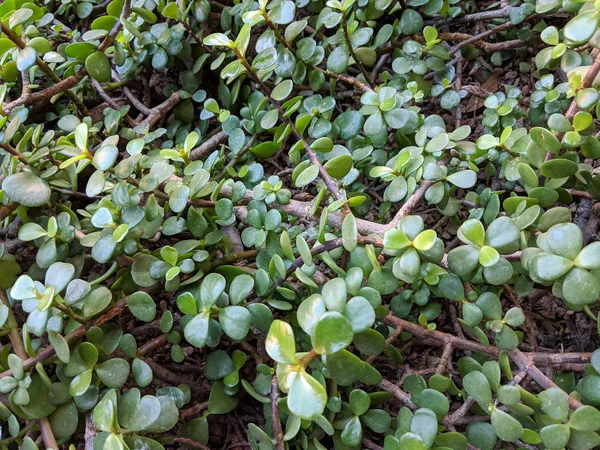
[{"x1": 233, "y1": 49, "x2": 348, "y2": 207}]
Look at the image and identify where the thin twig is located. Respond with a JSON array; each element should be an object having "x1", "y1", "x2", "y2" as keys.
[
  {"x1": 270, "y1": 375, "x2": 284, "y2": 450},
  {"x1": 547, "y1": 51, "x2": 600, "y2": 161},
  {"x1": 252, "y1": 236, "x2": 383, "y2": 302},
  {"x1": 382, "y1": 314, "x2": 591, "y2": 368},
  {"x1": 233, "y1": 49, "x2": 348, "y2": 206},
  {"x1": 91, "y1": 78, "x2": 137, "y2": 127},
  {"x1": 141, "y1": 358, "x2": 204, "y2": 393},
  {"x1": 212, "y1": 135, "x2": 258, "y2": 180},
  {"x1": 448, "y1": 21, "x2": 519, "y2": 56},
  {"x1": 366, "y1": 324, "x2": 403, "y2": 364},
  {"x1": 52, "y1": 302, "x2": 86, "y2": 324},
  {"x1": 383, "y1": 314, "x2": 586, "y2": 409},
  {"x1": 173, "y1": 437, "x2": 212, "y2": 450},
  {"x1": 0, "y1": 288, "x2": 157, "y2": 380},
  {"x1": 378, "y1": 379, "x2": 417, "y2": 409},
  {"x1": 261, "y1": 12, "x2": 373, "y2": 93},
  {"x1": 341, "y1": 13, "x2": 374, "y2": 88}
]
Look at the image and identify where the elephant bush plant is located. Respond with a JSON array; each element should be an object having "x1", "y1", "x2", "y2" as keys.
[{"x1": 1, "y1": 0, "x2": 600, "y2": 448}]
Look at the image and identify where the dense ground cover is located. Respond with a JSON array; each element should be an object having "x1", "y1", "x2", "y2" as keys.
[{"x1": 2, "y1": 0, "x2": 600, "y2": 448}]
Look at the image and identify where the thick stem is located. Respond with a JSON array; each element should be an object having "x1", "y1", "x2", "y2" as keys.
[
  {"x1": 436, "y1": 342, "x2": 454, "y2": 375},
  {"x1": 84, "y1": 413, "x2": 97, "y2": 450},
  {"x1": 442, "y1": 397, "x2": 475, "y2": 427},
  {"x1": 0, "y1": 203, "x2": 19, "y2": 222},
  {"x1": 390, "y1": 180, "x2": 434, "y2": 227},
  {"x1": 509, "y1": 348, "x2": 583, "y2": 409},
  {"x1": 390, "y1": 156, "x2": 451, "y2": 226},
  {"x1": 39, "y1": 417, "x2": 59, "y2": 450},
  {"x1": 137, "y1": 334, "x2": 168, "y2": 356},
  {"x1": 2, "y1": 0, "x2": 129, "y2": 116},
  {"x1": 180, "y1": 401, "x2": 210, "y2": 421},
  {"x1": 223, "y1": 179, "x2": 389, "y2": 236},
  {"x1": 210, "y1": 250, "x2": 259, "y2": 268},
  {"x1": 2, "y1": 72, "x2": 86, "y2": 115},
  {"x1": 190, "y1": 130, "x2": 228, "y2": 161},
  {"x1": 363, "y1": 439, "x2": 385, "y2": 450},
  {"x1": 0, "y1": 22, "x2": 88, "y2": 115},
  {"x1": 425, "y1": 5, "x2": 512, "y2": 26},
  {"x1": 0, "y1": 142, "x2": 29, "y2": 166},
  {"x1": 139, "y1": 92, "x2": 181, "y2": 127},
  {"x1": 0, "y1": 290, "x2": 28, "y2": 359}
]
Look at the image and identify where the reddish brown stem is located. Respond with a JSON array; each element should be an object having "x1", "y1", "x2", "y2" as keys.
[
  {"x1": 548, "y1": 50, "x2": 600, "y2": 161},
  {"x1": 564, "y1": 51, "x2": 600, "y2": 121},
  {"x1": 383, "y1": 314, "x2": 585, "y2": 409},
  {"x1": 382, "y1": 314, "x2": 591, "y2": 367},
  {"x1": 0, "y1": 203, "x2": 19, "y2": 222},
  {"x1": 378, "y1": 379, "x2": 416, "y2": 409},
  {"x1": 271, "y1": 375, "x2": 285, "y2": 450},
  {"x1": 0, "y1": 290, "x2": 157, "y2": 380}
]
